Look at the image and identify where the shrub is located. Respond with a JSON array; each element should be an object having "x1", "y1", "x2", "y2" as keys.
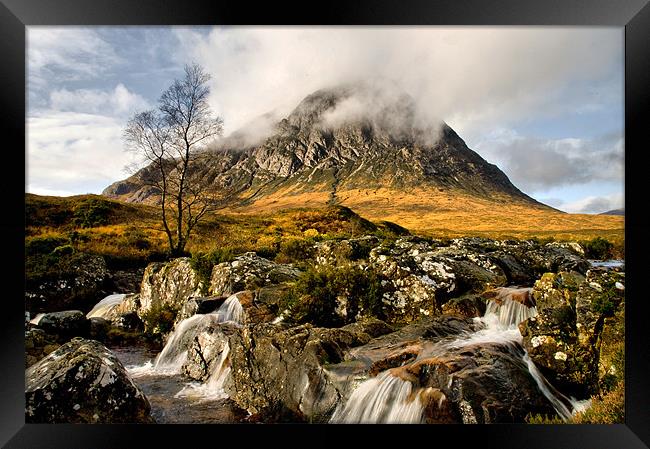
[
  {"x1": 573, "y1": 381, "x2": 625, "y2": 424},
  {"x1": 72, "y1": 199, "x2": 112, "y2": 228},
  {"x1": 275, "y1": 238, "x2": 315, "y2": 264},
  {"x1": 582, "y1": 237, "x2": 614, "y2": 260},
  {"x1": 190, "y1": 247, "x2": 235, "y2": 295},
  {"x1": 287, "y1": 265, "x2": 384, "y2": 327},
  {"x1": 141, "y1": 302, "x2": 180, "y2": 336},
  {"x1": 25, "y1": 235, "x2": 69, "y2": 256}
]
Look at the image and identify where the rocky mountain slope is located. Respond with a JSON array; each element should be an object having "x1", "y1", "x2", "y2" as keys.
[{"x1": 103, "y1": 82, "x2": 551, "y2": 216}]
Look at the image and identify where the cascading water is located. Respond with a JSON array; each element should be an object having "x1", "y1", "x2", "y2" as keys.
[
  {"x1": 129, "y1": 294, "x2": 244, "y2": 376},
  {"x1": 330, "y1": 287, "x2": 584, "y2": 424},
  {"x1": 86, "y1": 293, "x2": 127, "y2": 319},
  {"x1": 330, "y1": 370, "x2": 424, "y2": 423}
]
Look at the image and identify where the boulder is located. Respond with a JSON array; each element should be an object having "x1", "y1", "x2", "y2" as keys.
[
  {"x1": 210, "y1": 252, "x2": 301, "y2": 296},
  {"x1": 25, "y1": 338, "x2": 153, "y2": 423},
  {"x1": 25, "y1": 328, "x2": 58, "y2": 368},
  {"x1": 88, "y1": 317, "x2": 111, "y2": 341},
  {"x1": 226, "y1": 323, "x2": 371, "y2": 421},
  {"x1": 314, "y1": 236, "x2": 381, "y2": 266},
  {"x1": 33, "y1": 310, "x2": 90, "y2": 341},
  {"x1": 519, "y1": 269, "x2": 624, "y2": 396},
  {"x1": 112, "y1": 312, "x2": 144, "y2": 332}
]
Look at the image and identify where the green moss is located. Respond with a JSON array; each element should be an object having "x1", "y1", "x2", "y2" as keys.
[{"x1": 141, "y1": 302, "x2": 181, "y2": 336}]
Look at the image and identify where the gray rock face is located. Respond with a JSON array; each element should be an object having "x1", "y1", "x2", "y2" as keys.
[
  {"x1": 519, "y1": 268, "x2": 624, "y2": 396},
  {"x1": 209, "y1": 252, "x2": 301, "y2": 297},
  {"x1": 25, "y1": 254, "x2": 110, "y2": 314},
  {"x1": 25, "y1": 338, "x2": 153, "y2": 423},
  {"x1": 175, "y1": 296, "x2": 227, "y2": 324},
  {"x1": 182, "y1": 322, "x2": 241, "y2": 382}
]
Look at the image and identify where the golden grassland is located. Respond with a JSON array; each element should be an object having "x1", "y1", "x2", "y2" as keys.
[
  {"x1": 26, "y1": 188, "x2": 624, "y2": 266},
  {"x1": 233, "y1": 187, "x2": 625, "y2": 246}
]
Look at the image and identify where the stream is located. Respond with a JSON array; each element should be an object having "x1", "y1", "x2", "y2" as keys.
[{"x1": 91, "y1": 260, "x2": 622, "y2": 424}]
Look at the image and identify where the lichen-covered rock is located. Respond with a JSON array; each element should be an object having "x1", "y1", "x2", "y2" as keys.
[
  {"x1": 25, "y1": 338, "x2": 153, "y2": 423},
  {"x1": 33, "y1": 310, "x2": 90, "y2": 341},
  {"x1": 368, "y1": 238, "x2": 504, "y2": 323},
  {"x1": 226, "y1": 323, "x2": 371, "y2": 421},
  {"x1": 25, "y1": 254, "x2": 110, "y2": 314},
  {"x1": 519, "y1": 269, "x2": 624, "y2": 396},
  {"x1": 135, "y1": 258, "x2": 203, "y2": 322},
  {"x1": 210, "y1": 252, "x2": 301, "y2": 296},
  {"x1": 314, "y1": 236, "x2": 380, "y2": 266}
]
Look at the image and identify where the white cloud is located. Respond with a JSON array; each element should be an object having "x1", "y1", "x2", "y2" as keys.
[
  {"x1": 27, "y1": 111, "x2": 138, "y2": 195},
  {"x1": 173, "y1": 27, "x2": 622, "y2": 138},
  {"x1": 49, "y1": 84, "x2": 151, "y2": 117},
  {"x1": 473, "y1": 129, "x2": 624, "y2": 192}
]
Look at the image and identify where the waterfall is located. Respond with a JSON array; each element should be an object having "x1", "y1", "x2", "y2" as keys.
[
  {"x1": 330, "y1": 285, "x2": 586, "y2": 423},
  {"x1": 483, "y1": 287, "x2": 536, "y2": 329},
  {"x1": 330, "y1": 370, "x2": 424, "y2": 424},
  {"x1": 175, "y1": 342, "x2": 232, "y2": 401},
  {"x1": 86, "y1": 293, "x2": 127, "y2": 319},
  {"x1": 129, "y1": 294, "x2": 245, "y2": 377}
]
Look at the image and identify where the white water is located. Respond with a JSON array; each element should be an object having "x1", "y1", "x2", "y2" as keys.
[
  {"x1": 129, "y1": 294, "x2": 244, "y2": 378},
  {"x1": 330, "y1": 370, "x2": 424, "y2": 423},
  {"x1": 589, "y1": 259, "x2": 624, "y2": 269},
  {"x1": 86, "y1": 294, "x2": 127, "y2": 319},
  {"x1": 175, "y1": 342, "x2": 232, "y2": 401},
  {"x1": 331, "y1": 287, "x2": 585, "y2": 423}
]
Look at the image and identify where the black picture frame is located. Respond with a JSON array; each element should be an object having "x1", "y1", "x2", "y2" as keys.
[{"x1": 2, "y1": 0, "x2": 648, "y2": 447}]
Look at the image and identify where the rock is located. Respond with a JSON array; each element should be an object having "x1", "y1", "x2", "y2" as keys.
[
  {"x1": 89, "y1": 317, "x2": 111, "y2": 340},
  {"x1": 210, "y1": 252, "x2": 301, "y2": 296},
  {"x1": 442, "y1": 294, "x2": 487, "y2": 318},
  {"x1": 226, "y1": 323, "x2": 371, "y2": 420},
  {"x1": 132, "y1": 258, "x2": 204, "y2": 327},
  {"x1": 112, "y1": 312, "x2": 144, "y2": 332},
  {"x1": 519, "y1": 269, "x2": 624, "y2": 396},
  {"x1": 314, "y1": 236, "x2": 380, "y2": 266},
  {"x1": 341, "y1": 317, "x2": 395, "y2": 339},
  {"x1": 34, "y1": 310, "x2": 90, "y2": 341},
  {"x1": 182, "y1": 322, "x2": 241, "y2": 382},
  {"x1": 25, "y1": 253, "x2": 111, "y2": 314},
  {"x1": 25, "y1": 338, "x2": 153, "y2": 423},
  {"x1": 107, "y1": 268, "x2": 145, "y2": 294},
  {"x1": 395, "y1": 341, "x2": 559, "y2": 423},
  {"x1": 175, "y1": 296, "x2": 227, "y2": 323}
]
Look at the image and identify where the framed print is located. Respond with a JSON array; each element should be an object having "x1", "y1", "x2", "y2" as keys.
[{"x1": 2, "y1": 0, "x2": 649, "y2": 447}]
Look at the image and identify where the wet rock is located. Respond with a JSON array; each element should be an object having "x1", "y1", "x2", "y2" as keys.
[
  {"x1": 182, "y1": 322, "x2": 241, "y2": 382},
  {"x1": 441, "y1": 294, "x2": 487, "y2": 318},
  {"x1": 25, "y1": 338, "x2": 153, "y2": 423},
  {"x1": 226, "y1": 323, "x2": 371, "y2": 420},
  {"x1": 175, "y1": 296, "x2": 227, "y2": 323},
  {"x1": 34, "y1": 310, "x2": 90, "y2": 340},
  {"x1": 519, "y1": 269, "x2": 624, "y2": 396},
  {"x1": 341, "y1": 317, "x2": 395, "y2": 339},
  {"x1": 396, "y1": 341, "x2": 559, "y2": 423},
  {"x1": 89, "y1": 317, "x2": 111, "y2": 340},
  {"x1": 210, "y1": 252, "x2": 301, "y2": 296}
]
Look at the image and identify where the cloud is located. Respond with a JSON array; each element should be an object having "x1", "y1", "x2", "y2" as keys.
[
  {"x1": 27, "y1": 111, "x2": 138, "y2": 195},
  {"x1": 27, "y1": 27, "x2": 122, "y2": 87},
  {"x1": 558, "y1": 193, "x2": 624, "y2": 214},
  {"x1": 173, "y1": 27, "x2": 622, "y2": 140},
  {"x1": 49, "y1": 84, "x2": 151, "y2": 117},
  {"x1": 473, "y1": 130, "x2": 623, "y2": 192}
]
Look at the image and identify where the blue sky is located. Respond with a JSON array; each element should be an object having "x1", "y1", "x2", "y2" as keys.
[{"x1": 26, "y1": 26, "x2": 624, "y2": 213}]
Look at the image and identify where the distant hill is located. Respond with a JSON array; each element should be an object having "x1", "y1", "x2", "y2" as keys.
[{"x1": 600, "y1": 208, "x2": 624, "y2": 216}]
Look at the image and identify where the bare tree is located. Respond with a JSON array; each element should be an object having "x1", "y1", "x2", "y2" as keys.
[{"x1": 124, "y1": 63, "x2": 224, "y2": 256}]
